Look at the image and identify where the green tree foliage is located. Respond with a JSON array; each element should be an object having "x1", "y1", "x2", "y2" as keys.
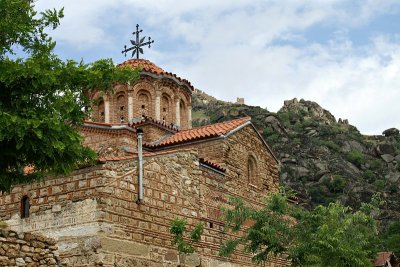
[
  {"x1": 220, "y1": 190, "x2": 382, "y2": 266},
  {"x1": 0, "y1": 0, "x2": 139, "y2": 191},
  {"x1": 170, "y1": 218, "x2": 204, "y2": 254},
  {"x1": 381, "y1": 221, "x2": 400, "y2": 256}
]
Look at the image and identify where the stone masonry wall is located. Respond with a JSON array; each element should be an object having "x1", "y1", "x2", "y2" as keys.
[
  {"x1": 156, "y1": 125, "x2": 279, "y2": 196},
  {"x1": 0, "y1": 133, "x2": 284, "y2": 266},
  {"x1": 92, "y1": 150, "x2": 286, "y2": 266},
  {"x1": 0, "y1": 165, "x2": 116, "y2": 266},
  {"x1": 223, "y1": 125, "x2": 279, "y2": 193},
  {"x1": 0, "y1": 226, "x2": 60, "y2": 267},
  {"x1": 81, "y1": 126, "x2": 137, "y2": 157}
]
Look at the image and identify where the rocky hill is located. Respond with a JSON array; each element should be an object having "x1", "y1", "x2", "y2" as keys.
[{"x1": 192, "y1": 89, "x2": 400, "y2": 227}]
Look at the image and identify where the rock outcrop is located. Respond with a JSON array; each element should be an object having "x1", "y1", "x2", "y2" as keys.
[{"x1": 192, "y1": 90, "x2": 400, "y2": 228}]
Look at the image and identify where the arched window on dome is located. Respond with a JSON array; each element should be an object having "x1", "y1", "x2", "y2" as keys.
[
  {"x1": 98, "y1": 100, "x2": 105, "y2": 122},
  {"x1": 117, "y1": 94, "x2": 126, "y2": 123},
  {"x1": 21, "y1": 195, "x2": 30, "y2": 219},
  {"x1": 179, "y1": 99, "x2": 187, "y2": 129},
  {"x1": 247, "y1": 155, "x2": 258, "y2": 186},
  {"x1": 161, "y1": 94, "x2": 171, "y2": 124},
  {"x1": 137, "y1": 90, "x2": 151, "y2": 117}
]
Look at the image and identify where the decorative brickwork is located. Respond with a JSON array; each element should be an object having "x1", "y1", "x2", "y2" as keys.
[{"x1": 90, "y1": 59, "x2": 193, "y2": 130}]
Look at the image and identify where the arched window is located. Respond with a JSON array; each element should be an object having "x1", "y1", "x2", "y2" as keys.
[
  {"x1": 117, "y1": 94, "x2": 126, "y2": 123},
  {"x1": 247, "y1": 155, "x2": 257, "y2": 185},
  {"x1": 161, "y1": 94, "x2": 171, "y2": 123},
  {"x1": 98, "y1": 100, "x2": 105, "y2": 122},
  {"x1": 21, "y1": 195, "x2": 30, "y2": 218},
  {"x1": 137, "y1": 91, "x2": 151, "y2": 117},
  {"x1": 180, "y1": 99, "x2": 186, "y2": 128}
]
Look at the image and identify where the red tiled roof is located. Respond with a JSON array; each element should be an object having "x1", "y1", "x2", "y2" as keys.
[
  {"x1": 145, "y1": 117, "x2": 251, "y2": 148},
  {"x1": 83, "y1": 121, "x2": 117, "y2": 127},
  {"x1": 23, "y1": 165, "x2": 35, "y2": 174},
  {"x1": 118, "y1": 59, "x2": 165, "y2": 74},
  {"x1": 199, "y1": 158, "x2": 226, "y2": 173},
  {"x1": 118, "y1": 59, "x2": 194, "y2": 91},
  {"x1": 375, "y1": 252, "x2": 393, "y2": 267}
]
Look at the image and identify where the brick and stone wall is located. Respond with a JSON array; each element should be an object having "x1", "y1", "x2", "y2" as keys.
[
  {"x1": 139, "y1": 124, "x2": 174, "y2": 143},
  {"x1": 81, "y1": 125, "x2": 137, "y2": 157},
  {"x1": 155, "y1": 125, "x2": 279, "y2": 194},
  {"x1": 0, "y1": 224, "x2": 60, "y2": 267},
  {"x1": 0, "y1": 148, "x2": 286, "y2": 266}
]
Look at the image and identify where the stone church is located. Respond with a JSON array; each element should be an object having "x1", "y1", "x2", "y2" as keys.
[{"x1": 0, "y1": 59, "x2": 285, "y2": 266}]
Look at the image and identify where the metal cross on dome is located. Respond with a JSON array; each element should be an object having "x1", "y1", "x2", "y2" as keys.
[{"x1": 122, "y1": 24, "x2": 154, "y2": 59}]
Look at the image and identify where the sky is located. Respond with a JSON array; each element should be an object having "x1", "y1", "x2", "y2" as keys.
[{"x1": 34, "y1": 0, "x2": 400, "y2": 135}]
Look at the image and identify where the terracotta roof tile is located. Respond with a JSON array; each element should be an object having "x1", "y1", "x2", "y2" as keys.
[
  {"x1": 118, "y1": 59, "x2": 165, "y2": 74},
  {"x1": 118, "y1": 59, "x2": 194, "y2": 91},
  {"x1": 199, "y1": 158, "x2": 226, "y2": 173},
  {"x1": 23, "y1": 165, "x2": 35, "y2": 174},
  {"x1": 375, "y1": 252, "x2": 394, "y2": 267},
  {"x1": 145, "y1": 117, "x2": 251, "y2": 148}
]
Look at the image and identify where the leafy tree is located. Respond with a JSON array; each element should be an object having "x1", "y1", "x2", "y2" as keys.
[
  {"x1": 381, "y1": 221, "x2": 400, "y2": 256},
  {"x1": 220, "y1": 189, "x2": 382, "y2": 266},
  {"x1": 170, "y1": 218, "x2": 204, "y2": 254},
  {"x1": 0, "y1": 0, "x2": 139, "y2": 191}
]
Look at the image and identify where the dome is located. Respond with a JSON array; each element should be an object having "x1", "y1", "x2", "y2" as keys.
[
  {"x1": 118, "y1": 59, "x2": 165, "y2": 74},
  {"x1": 118, "y1": 59, "x2": 194, "y2": 91}
]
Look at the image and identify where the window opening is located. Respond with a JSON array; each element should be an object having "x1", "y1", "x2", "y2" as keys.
[{"x1": 21, "y1": 196, "x2": 30, "y2": 218}]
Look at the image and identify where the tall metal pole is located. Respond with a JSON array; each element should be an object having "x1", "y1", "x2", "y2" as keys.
[{"x1": 137, "y1": 128, "x2": 144, "y2": 203}]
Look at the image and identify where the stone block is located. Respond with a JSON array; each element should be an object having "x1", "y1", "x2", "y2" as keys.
[{"x1": 100, "y1": 237, "x2": 150, "y2": 257}]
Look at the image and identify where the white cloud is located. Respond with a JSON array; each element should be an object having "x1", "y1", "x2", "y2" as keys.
[{"x1": 33, "y1": 0, "x2": 400, "y2": 134}]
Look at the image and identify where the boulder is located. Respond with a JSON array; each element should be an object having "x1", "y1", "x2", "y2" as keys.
[
  {"x1": 376, "y1": 144, "x2": 397, "y2": 155},
  {"x1": 382, "y1": 128, "x2": 399, "y2": 137},
  {"x1": 385, "y1": 173, "x2": 400, "y2": 183},
  {"x1": 381, "y1": 154, "x2": 394, "y2": 163}
]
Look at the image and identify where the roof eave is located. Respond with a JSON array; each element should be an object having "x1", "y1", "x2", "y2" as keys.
[{"x1": 141, "y1": 71, "x2": 193, "y2": 92}]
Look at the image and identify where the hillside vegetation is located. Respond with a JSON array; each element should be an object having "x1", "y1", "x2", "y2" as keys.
[{"x1": 192, "y1": 90, "x2": 400, "y2": 228}]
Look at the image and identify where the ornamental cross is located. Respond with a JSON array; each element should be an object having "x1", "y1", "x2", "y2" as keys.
[{"x1": 122, "y1": 24, "x2": 154, "y2": 59}]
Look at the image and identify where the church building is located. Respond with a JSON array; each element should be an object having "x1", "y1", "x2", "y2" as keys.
[{"x1": 0, "y1": 58, "x2": 285, "y2": 266}]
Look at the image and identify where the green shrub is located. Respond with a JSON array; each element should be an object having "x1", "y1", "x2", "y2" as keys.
[
  {"x1": 319, "y1": 124, "x2": 341, "y2": 137},
  {"x1": 368, "y1": 159, "x2": 383, "y2": 171},
  {"x1": 324, "y1": 175, "x2": 347, "y2": 193},
  {"x1": 266, "y1": 134, "x2": 280, "y2": 143},
  {"x1": 374, "y1": 179, "x2": 385, "y2": 190},
  {"x1": 319, "y1": 140, "x2": 341, "y2": 152},
  {"x1": 346, "y1": 150, "x2": 365, "y2": 167},
  {"x1": 382, "y1": 221, "x2": 400, "y2": 256},
  {"x1": 388, "y1": 183, "x2": 398, "y2": 193},
  {"x1": 309, "y1": 185, "x2": 334, "y2": 205},
  {"x1": 363, "y1": 170, "x2": 376, "y2": 183},
  {"x1": 263, "y1": 126, "x2": 274, "y2": 137}
]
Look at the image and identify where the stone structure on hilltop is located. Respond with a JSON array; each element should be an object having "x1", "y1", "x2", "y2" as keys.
[{"x1": 0, "y1": 59, "x2": 284, "y2": 266}]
